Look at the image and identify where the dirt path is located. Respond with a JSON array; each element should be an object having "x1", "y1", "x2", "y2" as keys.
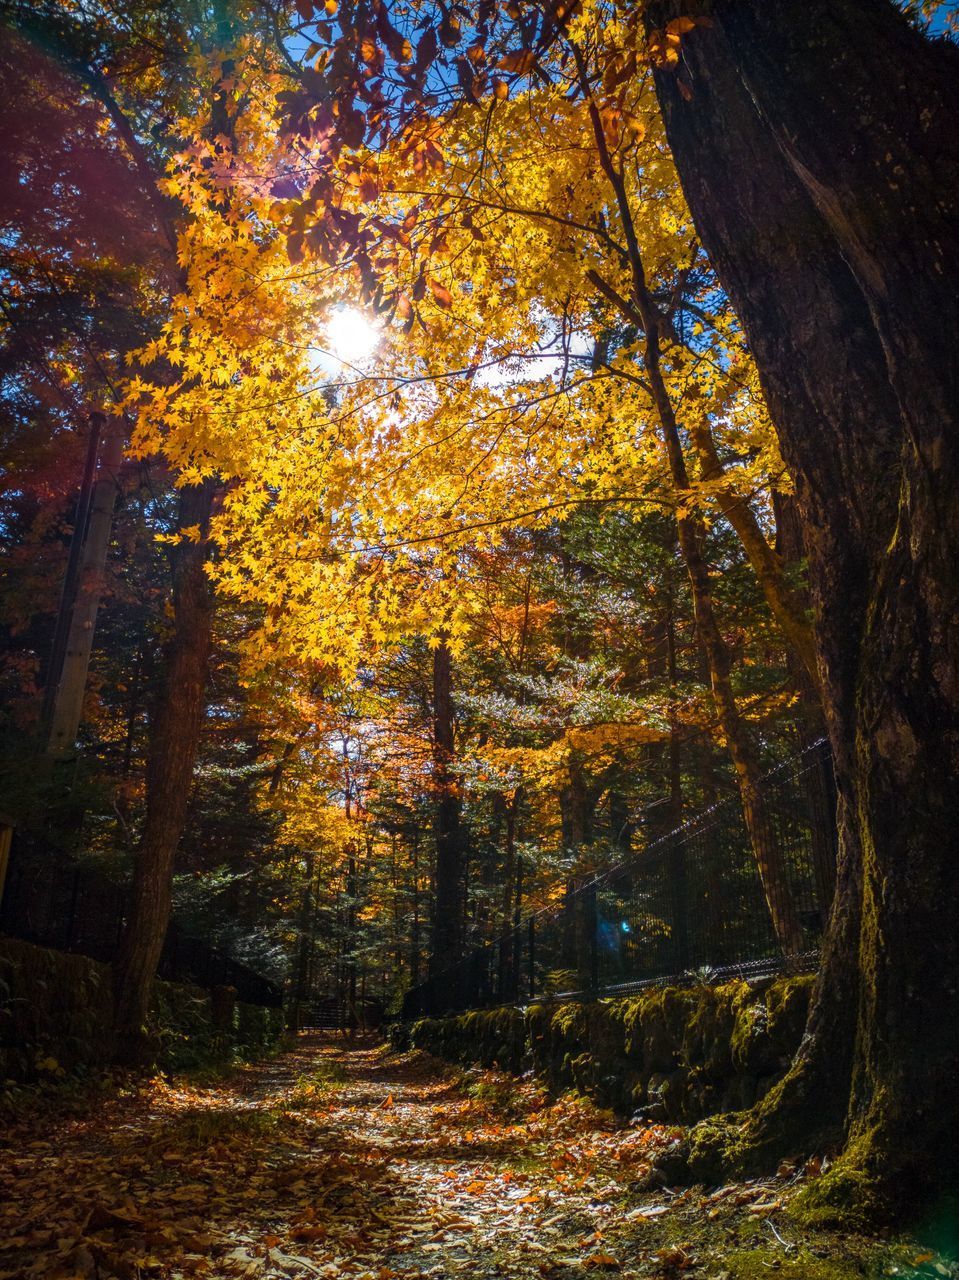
[{"x1": 0, "y1": 1036, "x2": 942, "y2": 1280}]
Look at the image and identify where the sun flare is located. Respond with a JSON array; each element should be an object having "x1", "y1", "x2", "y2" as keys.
[{"x1": 323, "y1": 306, "x2": 381, "y2": 365}]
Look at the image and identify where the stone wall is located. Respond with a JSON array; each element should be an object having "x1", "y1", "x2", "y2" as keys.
[
  {"x1": 0, "y1": 937, "x2": 285, "y2": 1079},
  {"x1": 392, "y1": 975, "x2": 814, "y2": 1124}
]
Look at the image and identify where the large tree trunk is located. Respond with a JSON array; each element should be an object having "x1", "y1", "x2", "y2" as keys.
[
  {"x1": 112, "y1": 481, "x2": 215, "y2": 1060},
  {"x1": 429, "y1": 639, "x2": 466, "y2": 972},
  {"x1": 646, "y1": 0, "x2": 959, "y2": 1219}
]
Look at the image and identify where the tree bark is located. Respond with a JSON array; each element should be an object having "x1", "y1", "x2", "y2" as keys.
[
  {"x1": 41, "y1": 410, "x2": 105, "y2": 747},
  {"x1": 45, "y1": 432, "x2": 123, "y2": 756},
  {"x1": 429, "y1": 639, "x2": 465, "y2": 972},
  {"x1": 112, "y1": 481, "x2": 215, "y2": 1060},
  {"x1": 410, "y1": 829, "x2": 422, "y2": 987},
  {"x1": 290, "y1": 848, "x2": 316, "y2": 1033},
  {"x1": 646, "y1": 0, "x2": 959, "y2": 1217},
  {"x1": 496, "y1": 790, "x2": 520, "y2": 998}
]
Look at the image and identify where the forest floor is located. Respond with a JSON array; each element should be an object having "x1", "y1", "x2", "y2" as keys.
[{"x1": 0, "y1": 1034, "x2": 954, "y2": 1280}]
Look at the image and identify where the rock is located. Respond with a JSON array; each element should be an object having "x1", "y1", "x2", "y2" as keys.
[{"x1": 651, "y1": 1138, "x2": 692, "y2": 1186}]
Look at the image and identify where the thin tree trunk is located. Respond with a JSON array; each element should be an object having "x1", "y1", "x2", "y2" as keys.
[
  {"x1": 572, "y1": 44, "x2": 804, "y2": 958},
  {"x1": 346, "y1": 849, "x2": 358, "y2": 1036},
  {"x1": 45, "y1": 429, "x2": 122, "y2": 756},
  {"x1": 559, "y1": 750, "x2": 591, "y2": 854},
  {"x1": 120, "y1": 644, "x2": 144, "y2": 781},
  {"x1": 689, "y1": 419, "x2": 820, "y2": 691},
  {"x1": 410, "y1": 830, "x2": 421, "y2": 987},
  {"x1": 430, "y1": 639, "x2": 465, "y2": 972},
  {"x1": 41, "y1": 412, "x2": 105, "y2": 741},
  {"x1": 646, "y1": 0, "x2": 959, "y2": 1216},
  {"x1": 291, "y1": 849, "x2": 316, "y2": 1033},
  {"x1": 774, "y1": 491, "x2": 837, "y2": 916},
  {"x1": 664, "y1": 598, "x2": 689, "y2": 968},
  {"x1": 112, "y1": 481, "x2": 215, "y2": 1060},
  {"x1": 664, "y1": 393, "x2": 804, "y2": 957},
  {"x1": 496, "y1": 790, "x2": 520, "y2": 997}
]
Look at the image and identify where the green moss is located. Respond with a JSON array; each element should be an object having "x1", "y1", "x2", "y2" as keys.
[
  {"x1": 684, "y1": 1112, "x2": 744, "y2": 1182},
  {"x1": 398, "y1": 974, "x2": 813, "y2": 1129},
  {"x1": 684, "y1": 981, "x2": 739, "y2": 1077},
  {"x1": 722, "y1": 1247, "x2": 871, "y2": 1280},
  {"x1": 729, "y1": 976, "x2": 814, "y2": 1081},
  {"x1": 766, "y1": 974, "x2": 816, "y2": 1053},
  {"x1": 789, "y1": 1129, "x2": 889, "y2": 1232},
  {"x1": 0, "y1": 939, "x2": 283, "y2": 1079},
  {"x1": 407, "y1": 1007, "x2": 527, "y2": 1073}
]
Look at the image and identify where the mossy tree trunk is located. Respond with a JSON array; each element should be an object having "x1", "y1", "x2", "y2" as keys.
[{"x1": 646, "y1": 0, "x2": 959, "y2": 1216}]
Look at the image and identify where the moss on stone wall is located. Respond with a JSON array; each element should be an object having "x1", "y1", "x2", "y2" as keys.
[
  {"x1": 392, "y1": 1005, "x2": 527, "y2": 1074},
  {"x1": 0, "y1": 938, "x2": 284, "y2": 1079},
  {"x1": 391, "y1": 974, "x2": 814, "y2": 1125}
]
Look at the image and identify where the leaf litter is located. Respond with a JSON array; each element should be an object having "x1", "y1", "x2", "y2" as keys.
[{"x1": 0, "y1": 1036, "x2": 951, "y2": 1280}]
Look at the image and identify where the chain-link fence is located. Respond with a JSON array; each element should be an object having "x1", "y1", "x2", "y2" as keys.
[
  {"x1": 403, "y1": 738, "x2": 837, "y2": 1019},
  {"x1": 0, "y1": 831, "x2": 283, "y2": 1008}
]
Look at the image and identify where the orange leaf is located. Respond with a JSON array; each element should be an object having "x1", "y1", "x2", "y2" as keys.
[
  {"x1": 428, "y1": 279, "x2": 454, "y2": 309},
  {"x1": 291, "y1": 1224, "x2": 327, "y2": 1242},
  {"x1": 497, "y1": 49, "x2": 536, "y2": 74}
]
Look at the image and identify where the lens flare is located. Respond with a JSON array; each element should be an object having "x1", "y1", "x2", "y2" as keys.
[{"x1": 323, "y1": 306, "x2": 381, "y2": 365}]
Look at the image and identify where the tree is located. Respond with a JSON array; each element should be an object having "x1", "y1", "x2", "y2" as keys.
[
  {"x1": 0, "y1": 0, "x2": 292, "y2": 1054},
  {"x1": 643, "y1": 0, "x2": 959, "y2": 1221},
  {"x1": 430, "y1": 637, "x2": 466, "y2": 970},
  {"x1": 111, "y1": 478, "x2": 215, "y2": 1056}
]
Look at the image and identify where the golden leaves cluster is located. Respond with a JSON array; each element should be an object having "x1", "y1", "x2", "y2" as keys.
[{"x1": 123, "y1": 5, "x2": 787, "y2": 698}]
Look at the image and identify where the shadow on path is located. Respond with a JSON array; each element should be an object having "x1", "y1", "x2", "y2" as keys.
[{"x1": 0, "y1": 1034, "x2": 924, "y2": 1280}]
